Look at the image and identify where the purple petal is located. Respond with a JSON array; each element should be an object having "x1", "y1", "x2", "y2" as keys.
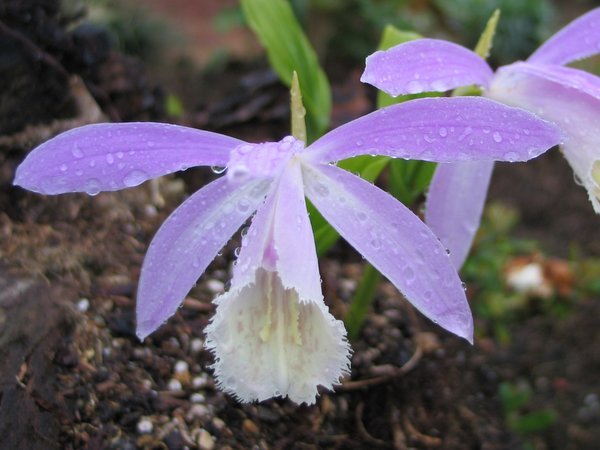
[
  {"x1": 426, "y1": 161, "x2": 495, "y2": 269},
  {"x1": 230, "y1": 162, "x2": 322, "y2": 303},
  {"x1": 302, "y1": 162, "x2": 473, "y2": 342},
  {"x1": 361, "y1": 38, "x2": 493, "y2": 96},
  {"x1": 304, "y1": 97, "x2": 561, "y2": 165},
  {"x1": 272, "y1": 163, "x2": 322, "y2": 302},
  {"x1": 489, "y1": 62, "x2": 600, "y2": 213},
  {"x1": 14, "y1": 122, "x2": 243, "y2": 195},
  {"x1": 495, "y1": 62, "x2": 600, "y2": 101},
  {"x1": 136, "y1": 176, "x2": 272, "y2": 339},
  {"x1": 528, "y1": 8, "x2": 600, "y2": 66}
]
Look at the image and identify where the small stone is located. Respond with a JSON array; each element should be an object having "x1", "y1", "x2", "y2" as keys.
[
  {"x1": 188, "y1": 404, "x2": 210, "y2": 419},
  {"x1": 174, "y1": 360, "x2": 189, "y2": 374},
  {"x1": 190, "y1": 338, "x2": 204, "y2": 354},
  {"x1": 136, "y1": 417, "x2": 153, "y2": 434},
  {"x1": 197, "y1": 429, "x2": 215, "y2": 450},
  {"x1": 167, "y1": 379, "x2": 182, "y2": 391},
  {"x1": 211, "y1": 417, "x2": 226, "y2": 431},
  {"x1": 206, "y1": 279, "x2": 225, "y2": 294},
  {"x1": 242, "y1": 419, "x2": 260, "y2": 435},
  {"x1": 192, "y1": 374, "x2": 209, "y2": 389},
  {"x1": 76, "y1": 298, "x2": 90, "y2": 312},
  {"x1": 190, "y1": 393, "x2": 205, "y2": 403}
]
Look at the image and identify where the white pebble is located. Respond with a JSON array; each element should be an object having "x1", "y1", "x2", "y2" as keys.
[
  {"x1": 206, "y1": 279, "x2": 225, "y2": 294},
  {"x1": 190, "y1": 392, "x2": 206, "y2": 403},
  {"x1": 137, "y1": 417, "x2": 153, "y2": 434},
  {"x1": 167, "y1": 378, "x2": 182, "y2": 391},
  {"x1": 197, "y1": 429, "x2": 215, "y2": 450},
  {"x1": 192, "y1": 374, "x2": 209, "y2": 389},
  {"x1": 76, "y1": 298, "x2": 90, "y2": 312},
  {"x1": 174, "y1": 360, "x2": 189, "y2": 374},
  {"x1": 188, "y1": 404, "x2": 210, "y2": 418},
  {"x1": 190, "y1": 338, "x2": 204, "y2": 354}
]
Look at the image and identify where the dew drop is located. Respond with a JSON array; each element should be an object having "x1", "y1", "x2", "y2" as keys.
[
  {"x1": 237, "y1": 198, "x2": 251, "y2": 212},
  {"x1": 355, "y1": 211, "x2": 368, "y2": 222},
  {"x1": 123, "y1": 170, "x2": 148, "y2": 187},
  {"x1": 71, "y1": 145, "x2": 84, "y2": 159},
  {"x1": 403, "y1": 266, "x2": 415, "y2": 283},
  {"x1": 503, "y1": 151, "x2": 518, "y2": 162},
  {"x1": 106, "y1": 153, "x2": 115, "y2": 164},
  {"x1": 356, "y1": 139, "x2": 364, "y2": 147},
  {"x1": 84, "y1": 178, "x2": 102, "y2": 196},
  {"x1": 211, "y1": 166, "x2": 227, "y2": 174},
  {"x1": 314, "y1": 183, "x2": 329, "y2": 197},
  {"x1": 438, "y1": 127, "x2": 447, "y2": 137},
  {"x1": 60, "y1": 164, "x2": 68, "y2": 172},
  {"x1": 492, "y1": 131, "x2": 502, "y2": 143},
  {"x1": 406, "y1": 80, "x2": 423, "y2": 94},
  {"x1": 116, "y1": 151, "x2": 124, "y2": 159}
]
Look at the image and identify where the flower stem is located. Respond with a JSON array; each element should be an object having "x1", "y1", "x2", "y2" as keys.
[{"x1": 345, "y1": 263, "x2": 382, "y2": 340}]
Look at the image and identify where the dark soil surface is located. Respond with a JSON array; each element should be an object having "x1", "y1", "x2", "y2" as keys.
[{"x1": 1, "y1": 2, "x2": 599, "y2": 449}]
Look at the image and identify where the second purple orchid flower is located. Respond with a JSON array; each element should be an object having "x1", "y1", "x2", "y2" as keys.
[
  {"x1": 15, "y1": 93, "x2": 560, "y2": 404},
  {"x1": 362, "y1": 7, "x2": 600, "y2": 269}
]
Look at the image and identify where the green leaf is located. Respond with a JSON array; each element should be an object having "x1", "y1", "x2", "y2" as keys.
[
  {"x1": 241, "y1": 0, "x2": 330, "y2": 142},
  {"x1": 511, "y1": 410, "x2": 557, "y2": 434},
  {"x1": 290, "y1": 71, "x2": 307, "y2": 142},
  {"x1": 475, "y1": 9, "x2": 501, "y2": 59}
]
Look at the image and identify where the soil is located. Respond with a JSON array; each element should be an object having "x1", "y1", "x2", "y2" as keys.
[{"x1": 1, "y1": 1, "x2": 599, "y2": 449}]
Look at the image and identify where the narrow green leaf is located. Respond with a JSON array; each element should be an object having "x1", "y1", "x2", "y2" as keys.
[
  {"x1": 475, "y1": 9, "x2": 501, "y2": 59},
  {"x1": 241, "y1": 0, "x2": 330, "y2": 142},
  {"x1": 290, "y1": 71, "x2": 307, "y2": 142}
]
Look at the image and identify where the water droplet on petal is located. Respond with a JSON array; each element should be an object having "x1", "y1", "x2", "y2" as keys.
[
  {"x1": 237, "y1": 198, "x2": 251, "y2": 212},
  {"x1": 60, "y1": 164, "x2": 68, "y2": 172},
  {"x1": 493, "y1": 132, "x2": 502, "y2": 143},
  {"x1": 106, "y1": 153, "x2": 115, "y2": 164},
  {"x1": 403, "y1": 266, "x2": 415, "y2": 283},
  {"x1": 123, "y1": 170, "x2": 148, "y2": 187},
  {"x1": 71, "y1": 145, "x2": 84, "y2": 158},
  {"x1": 314, "y1": 183, "x2": 329, "y2": 197},
  {"x1": 438, "y1": 127, "x2": 447, "y2": 137},
  {"x1": 211, "y1": 166, "x2": 227, "y2": 174},
  {"x1": 503, "y1": 151, "x2": 518, "y2": 162},
  {"x1": 84, "y1": 178, "x2": 102, "y2": 196},
  {"x1": 355, "y1": 211, "x2": 368, "y2": 223}
]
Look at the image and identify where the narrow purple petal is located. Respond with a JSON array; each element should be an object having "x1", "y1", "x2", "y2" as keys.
[
  {"x1": 272, "y1": 163, "x2": 322, "y2": 302},
  {"x1": 426, "y1": 161, "x2": 495, "y2": 269},
  {"x1": 14, "y1": 122, "x2": 243, "y2": 195},
  {"x1": 361, "y1": 38, "x2": 493, "y2": 96},
  {"x1": 230, "y1": 162, "x2": 322, "y2": 303},
  {"x1": 304, "y1": 97, "x2": 561, "y2": 165},
  {"x1": 136, "y1": 176, "x2": 272, "y2": 339},
  {"x1": 528, "y1": 7, "x2": 600, "y2": 66},
  {"x1": 302, "y1": 162, "x2": 473, "y2": 342},
  {"x1": 495, "y1": 62, "x2": 600, "y2": 101},
  {"x1": 489, "y1": 62, "x2": 600, "y2": 213}
]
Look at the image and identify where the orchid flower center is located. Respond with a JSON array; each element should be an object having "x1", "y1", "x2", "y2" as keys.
[{"x1": 226, "y1": 136, "x2": 304, "y2": 183}]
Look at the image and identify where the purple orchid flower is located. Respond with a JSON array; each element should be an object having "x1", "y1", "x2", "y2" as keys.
[
  {"x1": 14, "y1": 96, "x2": 559, "y2": 404},
  {"x1": 361, "y1": 8, "x2": 599, "y2": 269}
]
